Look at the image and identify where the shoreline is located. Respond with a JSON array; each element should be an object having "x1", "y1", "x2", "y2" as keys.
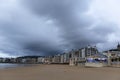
[{"x1": 0, "y1": 63, "x2": 41, "y2": 70}]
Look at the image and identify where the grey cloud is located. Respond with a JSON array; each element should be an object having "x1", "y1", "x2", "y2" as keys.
[
  {"x1": 21, "y1": 0, "x2": 118, "y2": 50},
  {"x1": 0, "y1": 0, "x2": 118, "y2": 56}
]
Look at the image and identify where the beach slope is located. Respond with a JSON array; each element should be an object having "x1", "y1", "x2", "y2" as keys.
[{"x1": 0, "y1": 65, "x2": 120, "y2": 80}]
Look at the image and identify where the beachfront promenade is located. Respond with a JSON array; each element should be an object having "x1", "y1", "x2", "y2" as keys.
[{"x1": 0, "y1": 64, "x2": 120, "y2": 80}]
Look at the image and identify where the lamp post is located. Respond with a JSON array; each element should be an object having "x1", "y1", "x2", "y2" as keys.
[{"x1": 107, "y1": 51, "x2": 111, "y2": 66}]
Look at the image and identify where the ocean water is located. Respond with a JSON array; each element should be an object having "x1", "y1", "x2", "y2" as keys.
[{"x1": 0, "y1": 63, "x2": 33, "y2": 69}]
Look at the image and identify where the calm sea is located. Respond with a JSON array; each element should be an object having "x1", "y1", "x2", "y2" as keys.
[{"x1": 0, "y1": 63, "x2": 34, "y2": 69}]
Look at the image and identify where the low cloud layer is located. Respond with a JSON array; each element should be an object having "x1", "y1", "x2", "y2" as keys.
[{"x1": 0, "y1": 0, "x2": 119, "y2": 56}]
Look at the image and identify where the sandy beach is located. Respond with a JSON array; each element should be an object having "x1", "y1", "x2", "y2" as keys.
[{"x1": 0, "y1": 64, "x2": 120, "y2": 80}]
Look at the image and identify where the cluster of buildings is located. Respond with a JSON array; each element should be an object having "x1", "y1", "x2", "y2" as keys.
[
  {"x1": 0, "y1": 58, "x2": 16, "y2": 63},
  {"x1": 103, "y1": 43, "x2": 120, "y2": 66},
  {"x1": 0, "y1": 45, "x2": 99, "y2": 65},
  {"x1": 1, "y1": 44, "x2": 120, "y2": 67}
]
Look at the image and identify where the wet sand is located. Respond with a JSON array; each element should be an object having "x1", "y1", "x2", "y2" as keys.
[{"x1": 0, "y1": 64, "x2": 120, "y2": 80}]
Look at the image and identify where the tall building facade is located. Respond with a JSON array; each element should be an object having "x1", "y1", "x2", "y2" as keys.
[{"x1": 69, "y1": 45, "x2": 98, "y2": 65}]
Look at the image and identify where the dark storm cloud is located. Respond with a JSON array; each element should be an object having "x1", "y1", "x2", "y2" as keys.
[
  {"x1": 0, "y1": 0, "x2": 118, "y2": 56},
  {"x1": 0, "y1": 1, "x2": 60, "y2": 56},
  {"x1": 20, "y1": 0, "x2": 96, "y2": 51},
  {"x1": 21, "y1": 0, "x2": 117, "y2": 49}
]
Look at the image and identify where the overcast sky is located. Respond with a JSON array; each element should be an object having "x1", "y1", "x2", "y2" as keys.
[{"x1": 0, "y1": 0, "x2": 120, "y2": 57}]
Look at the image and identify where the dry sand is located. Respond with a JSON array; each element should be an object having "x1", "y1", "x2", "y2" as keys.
[{"x1": 0, "y1": 64, "x2": 120, "y2": 80}]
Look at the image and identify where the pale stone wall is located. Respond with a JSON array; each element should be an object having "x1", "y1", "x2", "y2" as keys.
[{"x1": 85, "y1": 63, "x2": 107, "y2": 67}]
